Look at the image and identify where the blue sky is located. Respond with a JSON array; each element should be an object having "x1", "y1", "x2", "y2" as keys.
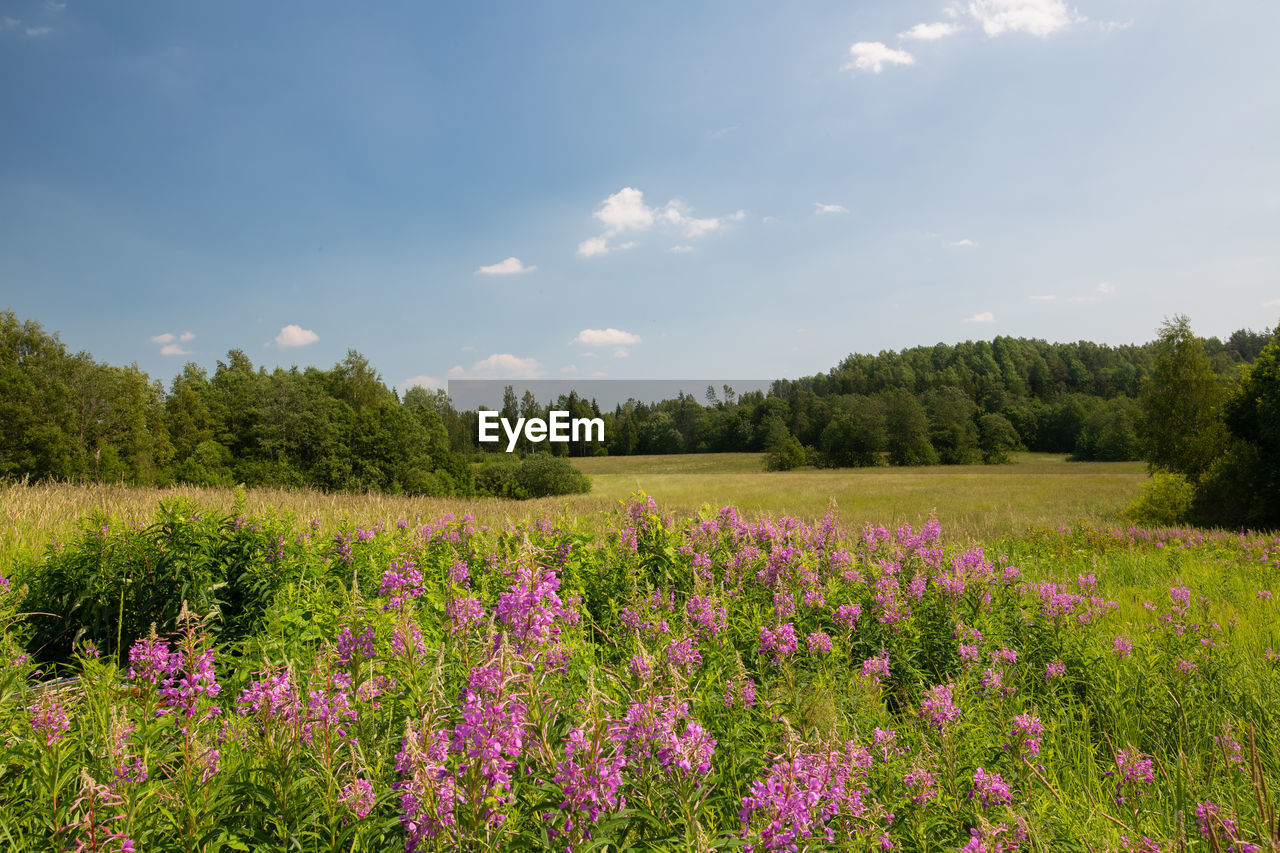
[{"x1": 2, "y1": 0, "x2": 1278, "y2": 393}]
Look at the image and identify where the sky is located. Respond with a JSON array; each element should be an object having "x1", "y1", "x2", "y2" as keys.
[{"x1": 2, "y1": 0, "x2": 1278, "y2": 394}]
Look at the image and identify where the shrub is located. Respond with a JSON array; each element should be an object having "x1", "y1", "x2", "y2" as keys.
[
  {"x1": 474, "y1": 455, "x2": 591, "y2": 499},
  {"x1": 1125, "y1": 471, "x2": 1195, "y2": 527}
]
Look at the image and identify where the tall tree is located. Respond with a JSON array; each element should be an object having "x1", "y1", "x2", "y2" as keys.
[{"x1": 1137, "y1": 316, "x2": 1228, "y2": 481}]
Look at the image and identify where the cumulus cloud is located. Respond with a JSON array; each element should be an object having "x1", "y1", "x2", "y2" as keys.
[
  {"x1": 900, "y1": 22, "x2": 962, "y2": 40},
  {"x1": 814, "y1": 202, "x2": 849, "y2": 215},
  {"x1": 477, "y1": 256, "x2": 535, "y2": 275},
  {"x1": 948, "y1": 238, "x2": 976, "y2": 247},
  {"x1": 447, "y1": 353, "x2": 543, "y2": 379},
  {"x1": 403, "y1": 375, "x2": 442, "y2": 390},
  {"x1": 668, "y1": 245, "x2": 695, "y2": 253},
  {"x1": 964, "y1": 311, "x2": 996, "y2": 323},
  {"x1": 275, "y1": 324, "x2": 319, "y2": 348},
  {"x1": 579, "y1": 187, "x2": 739, "y2": 257},
  {"x1": 574, "y1": 328, "x2": 642, "y2": 347},
  {"x1": 843, "y1": 42, "x2": 915, "y2": 74},
  {"x1": 1072, "y1": 281, "x2": 1116, "y2": 303},
  {"x1": 152, "y1": 331, "x2": 195, "y2": 353},
  {"x1": 967, "y1": 0, "x2": 1078, "y2": 37},
  {"x1": 1028, "y1": 294, "x2": 1057, "y2": 302},
  {"x1": 612, "y1": 348, "x2": 630, "y2": 359}
]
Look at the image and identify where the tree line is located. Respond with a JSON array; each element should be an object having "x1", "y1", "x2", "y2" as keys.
[
  {"x1": 439, "y1": 329, "x2": 1270, "y2": 471},
  {"x1": 3, "y1": 308, "x2": 1275, "y2": 519}
]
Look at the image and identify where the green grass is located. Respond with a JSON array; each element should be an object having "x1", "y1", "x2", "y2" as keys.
[
  {"x1": 570, "y1": 452, "x2": 1147, "y2": 540},
  {"x1": 0, "y1": 453, "x2": 1148, "y2": 566}
]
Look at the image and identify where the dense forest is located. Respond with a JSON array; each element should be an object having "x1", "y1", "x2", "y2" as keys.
[
  {"x1": 441, "y1": 327, "x2": 1270, "y2": 469},
  {"x1": 2, "y1": 309, "x2": 1274, "y2": 503}
]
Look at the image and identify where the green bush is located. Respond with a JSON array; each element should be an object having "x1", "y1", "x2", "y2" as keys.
[
  {"x1": 1125, "y1": 471, "x2": 1195, "y2": 527},
  {"x1": 474, "y1": 454, "x2": 591, "y2": 499}
]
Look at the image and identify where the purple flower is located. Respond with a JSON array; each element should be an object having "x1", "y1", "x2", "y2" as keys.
[
  {"x1": 336, "y1": 625, "x2": 376, "y2": 665},
  {"x1": 758, "y1": 623, "x2": 798, "y2": 664},
  {"x1": 920, "y1": 683, "x2": 960, "y2": 732},
  {"x1": 1113, "y1": 748, "x2": 1154, "y2": 804},
  {"x1": 904, "y1": 765, "x2": 939, "y2": 803},
  {"x1": 447, "y1": 596, "x2": 486, "y2": 634},
  {"x1": 341, "y1": 778, "x2": 376, "y2": 818},
  {"x1": 29, "y1": 693, "x2": 70, "y2": 747},
  {"x1": 1045, "y1": 659, "x2": 1065, "y2": 680},
  {"x1": 380, "y1": 556, "x2": 424, "y2": 612},
  {"x1": 807, "y1": 631, "x2": 833, "y2": 656},
  {"x1": 833, "y1": 603, "x2": 862, "y2": 631},
  {"x1": 495, "y1": 561, "x2": 567, "y2": 653},
  {"x1": 970, "y1": 767, "x2": 1013, "y2": 808},
  {"x1": 1011, "y1": 714, "x2": 1043, "y2": 755},
  {"x1": 1113, "y1": 635, "x2": 1133, "y2": 658},
  {"x1": 725, "y1": 677, "x2": 757, "y2": 709},
  {"x1": 860, "y1": 650, "x2": 891, "y2": 686},
  {"x1": 236, "y1": 668, "x2": 300, "y2": 723}
]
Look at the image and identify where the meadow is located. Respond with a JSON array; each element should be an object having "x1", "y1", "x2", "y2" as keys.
[
  {"x1": 0, "y1": 456, "x2": 1276, "y2": 852},
  {"x1": 0, "y1": 453, "x2": 1145, "y2": 566}
]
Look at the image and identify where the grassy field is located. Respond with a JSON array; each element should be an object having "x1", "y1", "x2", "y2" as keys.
[
  {"x1": 572, "y1": 452, "x2": 1147, "y2": 538},
  {"x1": 0, "y1": 453, "x2": 1146, "y2": 564}
]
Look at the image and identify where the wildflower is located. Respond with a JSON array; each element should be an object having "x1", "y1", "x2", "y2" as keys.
[
  {"x1": 1045, "y1": 659, "x2": 1065, "y2": 680},
  {"x1": 904, "y1": 764, "x2": 939, "y2": 803},
  {"x1": 29, "y1": 692, "x2": 71, "y2": 747},
  {"x1": 447, "y1": 596, "x2": 486, "y2": 634},
  {"x1": 970, "y1": 767, "x2": 1013, "y2": 808},
  {"x1": 920, "y1": 683, "x2": 960, "y2": 731},
  {"x1": 1113, "y1": 636, "x2": 1133, "y2": 658},
  {"x1": 833, "y1": 602, "x2": 862, "y2": 630},
  {"x1": 725, "y1": 677, "x2": 757, "y2": 709},
  {"x1": 807, "y1": 631, "x2": 833, "y2": 656},
  {"x1": 1113, "y1": 748, "x2": 1154, "y2": 804},
  {"x1": 336, "y1": 625, "x2": 376, "y2": 665},
  {"x1": 380, "y1": 557, "x2": 424, "y2": 611},
  {"x1": 758, "y1": 623, "x2": 798, "y2": 664},
  {"x1": 341, "y1": 777, "x2": 376, "y2": 819},
  {"x1": 237, "y1": 668, "x2": 300, "y2": 723},
  {"x1": 1011, "y1": 714, "x2": 1043, "y2": 756},
  {"x1": 860, "y1": 650, "x2": 891, "y2": 686}
]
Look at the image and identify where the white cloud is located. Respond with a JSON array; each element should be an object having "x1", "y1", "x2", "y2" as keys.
[
  {"x1": 150, "y1": 332, "x2": 176, "y2": 344},
  {"x1": 1072, "y1": 281, "x2": 1116, "y2": 302},
  {"x1": 561, "y1": 364, "x2": 578, "y2": 374},
  {"x1": 2, "y1": 17, "x2": 20, "y2": 30},
  {"x1": 477, "y1": 257, "x2": 535, "y2": 275},
  {"x1": 595, "y1": 187, "x2": 655, "y2": 232},
  {"x1": 447, "y1": 353, "x2": 543, "y2": 379},
  {"x1": 275, "y1": 324, "x2": 319, "y2": 348},
  {"x1": 580, "y1": 187, "x2": 737, "y2": 257},
  {"x1": 967, "y1": 0, "x2": 1078, "y2": 37},
  {"x1": 843, "y1": 42, "x2": 915, "y2": 74},
  {"x1": 948, "y1": 238, "x2": 976, "y2": 247},
  {"x1": 1028, "y1": 294, "x2": 1057, "y2": 302},
  {"x1": 160, "y1": 343, "x2": 191, "y2": 356},
  {"x1": 1099, "y1": 20, "x2": 1133, "y2": 33},
  {"x1": 900, "y1": 22, "x2": 962, "y2": 40},
  {"x1": 964, "y1": 311, "x2": 996, "y2": 323},
  {"x1": 1264, "y1": 298, "x2": 1280, "y2": 308},
  {"x1": 574, "y1": 328, "x2": 642, "y2": 347},
  {"x1": 814, "y1": 202, "x2": 849, "y2": 215},
  {"x1": 403, "y1": 375, "x2": 442, "y2": 390},
  {"x1": 612, "y1": 348, "x2": 630, "y2": 359},
  {"x1": 1096, "y1": 281, "x2": 1114, "y2": 295},
  {"x1": 179, "y1": 331, "x2": 195, "y2": 342},
  {"x1": 577, "y1": 236, "x2": 611, "y2": 258},
  {"x1": 24, "y1": 26, "x2": 52, "y2": 37},
  {"x1": 669, "y1": 245, "x2": 695, "y2": 253}
]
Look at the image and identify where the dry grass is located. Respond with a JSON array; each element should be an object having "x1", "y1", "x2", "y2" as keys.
[{"x1": 0, "y1": 453, "x2": 1147, "y2": 565}]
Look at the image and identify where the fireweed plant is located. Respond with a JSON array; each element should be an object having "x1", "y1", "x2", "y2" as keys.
[{"x1": 0, "y1": 495, "x2": 1277, "y2": 851}]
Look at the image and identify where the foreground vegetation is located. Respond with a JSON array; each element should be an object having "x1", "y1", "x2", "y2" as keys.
[
  {"x1": 1, "y1": 492, "x2": 1277, "y2": 851},
  {"x1": 0, "y1": 453, "x2": 1146, "y2": 566}
]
